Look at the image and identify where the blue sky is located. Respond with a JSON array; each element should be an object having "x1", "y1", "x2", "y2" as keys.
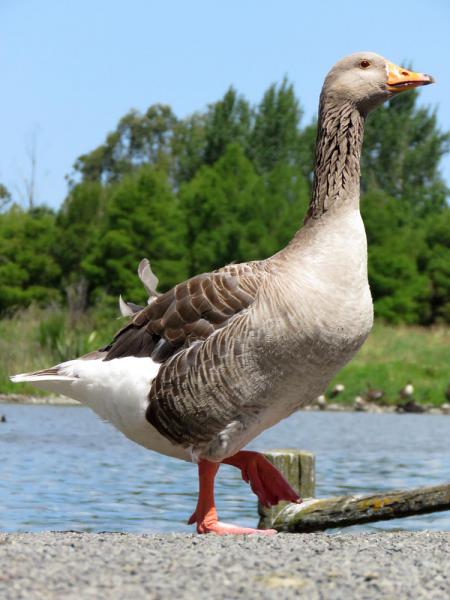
[{"x1": 2, "y1": 0, "x2": 449, "y2": 208}]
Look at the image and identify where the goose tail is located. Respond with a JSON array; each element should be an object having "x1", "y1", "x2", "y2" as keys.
[{"x1": 10, "y1": 365, "x2": 78, "y2": 396}]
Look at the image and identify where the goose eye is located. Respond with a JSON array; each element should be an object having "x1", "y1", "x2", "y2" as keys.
[{"x1": 360, "y1": 60, "x2": 371, "y2": 69}]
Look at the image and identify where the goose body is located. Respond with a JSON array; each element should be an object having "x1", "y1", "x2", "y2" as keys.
[
  {"x1": 18, "y1": 209, "x2": 372, "y2": 463},
  {"x1": 12, "y1": 52, "x2": 433, "y2": 534}
]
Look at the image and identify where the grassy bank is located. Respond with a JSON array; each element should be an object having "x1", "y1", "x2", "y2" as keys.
[
  {"x1": 1, "y1": 306, "x2": 449, "y2": 405},
  {"x1": 327, "y1": 324, "x2": 449, "y2": 406}
]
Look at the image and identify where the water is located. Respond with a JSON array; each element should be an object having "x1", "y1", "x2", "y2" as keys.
[{"x1": 1, "y1": 405, "x2": 449, "y2": 533}]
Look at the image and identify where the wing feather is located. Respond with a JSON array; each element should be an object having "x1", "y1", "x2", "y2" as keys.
[
  {"x1": 103, "y1": 262, "x2": 265, "y2": 363},
  {"x1": 101, "y1": 261, "x2": 270, "y2": 452}
]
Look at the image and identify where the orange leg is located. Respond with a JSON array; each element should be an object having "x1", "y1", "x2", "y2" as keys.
[
  {"x1": 188, "y1": 460, "x2": 277, "y2": 535},
  {"x1": 223, "y1": 451, "x2": 302, "y2": 507}
]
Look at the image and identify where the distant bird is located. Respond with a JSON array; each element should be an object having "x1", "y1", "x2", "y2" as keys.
[
  {"x1": 330, "y1": 383, "x2": 345, "y2": 398},
  {"x1": 10, "y1": 53, "x2": 433, "y2": 535},
  {"x1": 399, "y1": 382, "x2": 414, "y2": 400},
  {"x1": 396, "y1": 400, "x2": 425, "y2": 414},
  {"x1": 445, "y1": 382, "x2": 450, "y2": 403},
  {"x1": 316, "y1": 395, "x2": 327, "y2": 410},
  {"x1": 0, "y1": 414, "x2": 6, "y2": 423},
  {"x1": 366, "y1": 383, "x2": 385, "y2": 403},
  {"x1": 353, "y1": 396, "x2": 367, "y2": 411}
]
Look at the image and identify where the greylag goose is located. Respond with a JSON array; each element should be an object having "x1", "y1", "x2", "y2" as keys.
[
  {"x1": 366, "y1": 382, "x2": 385, "y2": 403},
  {"x1": 330, "y1": 383, "x2": 345, "y2": 398},
  {"x1": 11, "y1": 52, "x2": 433, "y2": 535},
  {"x1": 399, "y1": 381, "x2": 414, "y2": 400}
]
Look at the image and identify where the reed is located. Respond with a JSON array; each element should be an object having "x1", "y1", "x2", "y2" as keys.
[{"x1": 0, "y1": 304, "x2": 118, "y2": 395}]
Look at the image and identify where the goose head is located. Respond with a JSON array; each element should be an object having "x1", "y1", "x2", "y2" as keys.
[{"x1": 322, "y1": 51, "x2": 434, "y2": 115}]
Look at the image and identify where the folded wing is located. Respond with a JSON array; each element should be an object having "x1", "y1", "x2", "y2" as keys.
[{"x1": 104, "y1": 262, "x2": 265, "y2": 364}]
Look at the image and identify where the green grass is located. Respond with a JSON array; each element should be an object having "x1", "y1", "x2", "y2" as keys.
[
  {"x1": 1, "y1": 308, "x2": 449, "y2": 406},
  {"x1": 0, "y1": 304, "x2": 119, "y2": 396},
  {"x1": 326, "y1": 324, "x2": 450, "y2": 406}
]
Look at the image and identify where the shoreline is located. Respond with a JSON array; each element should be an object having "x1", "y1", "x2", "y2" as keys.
[
  {"x1": 0, "y1": 393, "x2": 79, "y2": 406},
  {"x1": 1, "y1": 393, "x2": 449, "y2": 415}
]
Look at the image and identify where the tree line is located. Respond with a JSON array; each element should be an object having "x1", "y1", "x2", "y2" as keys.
[{"x1": 1, "y1": 80, "x2": 449, "y2": 324}]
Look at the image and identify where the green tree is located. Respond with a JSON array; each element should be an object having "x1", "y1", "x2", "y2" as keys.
[
  {"x1": 249, "y1": 78, "x2": 303, "y2": 174},
  {"x1": 296, "y1": 120, "x2": 317, "y2": 186},
  {"x1": 181, "y1": 144, "x2": 309, "y2": 275},
  {"x1": 0, "y1": 183, "x2": 11, "y2": 211},
  {"x1": 55, "y1": 181, "x2": 105, "y2": 278},
  {"x1": 0, "y1": 205, "x2": 61, "y2": 313},
  {"x1": 73, "y1": 105, "x2": 177, "y2": 184},
  {"x1": 262, "y1": 162, "x2": 310, "y2": 254},
  {"x1": 420, "y1": 208, "x2": 450, "y2": 322},
  {"x1": 170, "y1": 113, "x2": 207, "y2": 184},
  {"x1": 203, "y1": 88, "x2": 252, "y2": 166},
  {"x1": 82, "y1": 166, "x2": 187, "y2": 302},
  {"x1": 362, "y1": 190, "x2": 430, "y2": 324},
  {"x1": 362, "y1": 90, "x2": 450, "y2": 215},
  {"x1": 181, "y1": 144, "x2": 266, "y2": 274}
]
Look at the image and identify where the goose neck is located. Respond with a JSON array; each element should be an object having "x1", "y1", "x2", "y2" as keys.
[{"x1": 305, "y1": 99, "x2": 365, "y2": 222}]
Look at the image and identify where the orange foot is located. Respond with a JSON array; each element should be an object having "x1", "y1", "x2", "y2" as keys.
[
  {"x1": 188, "y1": 461, "x2": 277, "y2": 535},
  {"x1": 188, "y1": 506, "x2": 277, "y2": 536},
  {"x1": 223, "y1": 451, "x2": 302, "y2": 507}
]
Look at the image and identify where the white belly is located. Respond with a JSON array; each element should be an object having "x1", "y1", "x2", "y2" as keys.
[{"x1": 59, "y1": 357, "x2": 191, "y2": 462}]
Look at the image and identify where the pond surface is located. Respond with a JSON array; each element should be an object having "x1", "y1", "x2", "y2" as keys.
[{"x1": 1, "y1": 405, "x2": 449, "y2": 533}]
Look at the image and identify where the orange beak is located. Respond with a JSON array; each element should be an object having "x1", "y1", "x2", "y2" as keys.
[{"x1": 386, "y1": 61, "x2": 434, "y2": 92}]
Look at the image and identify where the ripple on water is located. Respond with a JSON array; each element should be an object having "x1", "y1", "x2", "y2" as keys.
[{"x1": 0, "y1": 405, "x2": 449, "y2": 532}]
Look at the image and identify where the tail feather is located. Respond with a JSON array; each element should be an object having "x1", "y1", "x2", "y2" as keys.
[
  {"x1": 10, "y1": 372, "x2": 76, "y2": 384},
  {"x1": 11, "y1": 356, "x2": 161, "y2": 424},
  {"x1": 138, "y1": 258, "x2": 159, "y2": 299},
  {"x1": 10, "y1": 350, "x2": 105, "y2": 386},
  {"x1": 10, "y1": 366, "x2": 77, "y2": 396}
]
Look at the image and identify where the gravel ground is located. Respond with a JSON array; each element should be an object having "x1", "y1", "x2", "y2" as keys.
[{"x1": 0, "y1": 531, "x2": 449, "y2": 599}]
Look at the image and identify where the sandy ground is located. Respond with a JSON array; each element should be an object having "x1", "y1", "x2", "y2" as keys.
[{"x1": 0, "y1": 531, "x2": 449, "y2": 599}]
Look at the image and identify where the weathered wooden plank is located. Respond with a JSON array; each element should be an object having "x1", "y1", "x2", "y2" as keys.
[
  {"x1": 268, "y1": 483, "x2": 450, "y2": 532},
  {"x1": 258, "y1": 449, "x2": 315, "y2": 528}
]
